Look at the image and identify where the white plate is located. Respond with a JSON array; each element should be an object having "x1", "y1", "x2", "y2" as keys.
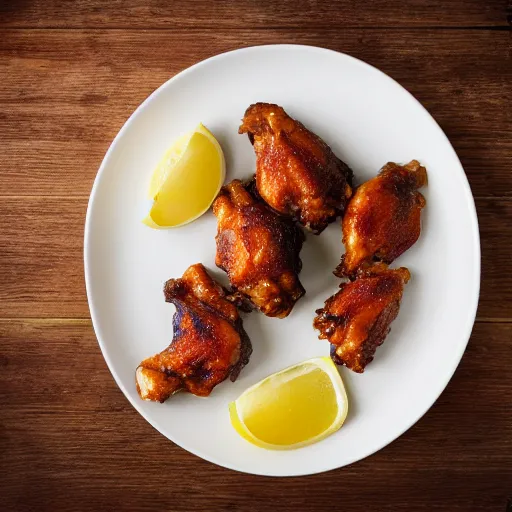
[{"x1": 84, "y1": 45, "x2": 480, "y2": 476}]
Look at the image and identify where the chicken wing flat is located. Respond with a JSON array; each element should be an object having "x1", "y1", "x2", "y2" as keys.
[
  {"x1": 239, "y1": 103, "x2": 353, "y2": 234},
  {"x1": 136, "y1": 263, "x2": 252, "y2": 402},
  {"x1": 213, "y1": 179, "x2": 305, "y2": 318},
  {"x1": 336, "y1": 160, "x2": 427, "y2": 278},
  {"x1": 314, "y1": 264, "x2": 410, "y2": 373}
]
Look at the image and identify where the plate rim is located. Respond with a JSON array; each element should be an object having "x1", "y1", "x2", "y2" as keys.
[{"x1": 84, "y1": 44, "x2": 481, "y2": 476}]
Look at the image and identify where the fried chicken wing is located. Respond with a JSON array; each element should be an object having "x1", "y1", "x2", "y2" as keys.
[
  {"x1": 239, "y1": 103, "x2": 353, "y2": 234},
  {"x1": 314, "y1": 264, "x2": 410, "y2": 373},
  {"x1": 213, "y1": 179, "x2": 305, "y2": 318},
  {"x1": 336, "y1": 160, "x2": 427, "y2": 278},
  {"x1": 136, "y1": 263, "x2": 252, "y2": 402}
]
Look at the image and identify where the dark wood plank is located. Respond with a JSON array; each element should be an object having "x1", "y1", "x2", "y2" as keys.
[
  {"x1": 0, "y1": 198, "x2": 87, "y2": 318},
  {"x1": 478, "y1": 198, "x2": 512, "y2": 319},
  {"x1": 1, "y1": 319, "x2": 511, "y2": 511},
  {"x1": 0, "y1": 197, "x2": 510, "y2": 319},
  {"x1": 0, "y1": 29, "x2": 510, "y2": 197},
  {"x1": 0, "y1": 0, "x2": 508, "y2": 28}
]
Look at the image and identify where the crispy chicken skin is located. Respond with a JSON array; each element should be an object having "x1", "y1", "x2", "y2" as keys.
[
  {"x1": 213, "y1": 179, "x2": 305, "y2": 318},
  {"x1": 336, "y1": 160, "x2": 427, "y2": 278},
  {"x1": 136, "y1": 264, "x2": 252, "y2": 402},
  {"x1": 239, "y1": 103, "x2": 353, "y2": 234},
  {"x1": 314, "y1": 264, "x2": 410, "y2": 373}
]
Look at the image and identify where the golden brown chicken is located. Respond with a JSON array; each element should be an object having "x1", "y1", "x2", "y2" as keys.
[
  {"x1": 313, "y1": 264, "x2": 410, "y2": 373},
  {"x1": 136, "y1": 263, "x2": 252, "y2": 402},
  {"x1": 336, "y1": 160, "x2": 427, "y2": 278},
  {"x1": 239, "y1": 103, "x2": 353, "y2": 234},
  {"x1": 213, "y1": 179, "x2": 305, "y2": 318}
]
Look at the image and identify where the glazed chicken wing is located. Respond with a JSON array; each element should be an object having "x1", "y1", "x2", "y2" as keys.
[
  {"x1": 239, "y1": 103, "x2": 353, "y2": 234},
  {"x1": 336, "y1": 160, "x2": 427, "y2": 278},
  {"x1": 136, "y1": 263, "x2": 252, "y2": 402},
  {"x1": 314, "y1": 264, "x2": 410, "y2": 373},
  {"x1": 213, "y1": 179, "x2": 305, "y2": 318}
]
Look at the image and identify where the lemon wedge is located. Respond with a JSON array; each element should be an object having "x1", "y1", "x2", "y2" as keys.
[
  {"x1": 143, "y1": 123, "x2": 225, "y2": 228},
  {"x1": 229, "y1": 357, "x2": 348, "y2": 450}
]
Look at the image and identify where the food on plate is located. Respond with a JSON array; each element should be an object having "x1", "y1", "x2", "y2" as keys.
[
  {"x1": 335, "y1": 160, "x2": 427, "y2": 278},
  {"x1": 239, "y1": 103, "x2": 353, "y2": 234},
  {"x1": 136, "y1": 263, "x2": 252, "y2": 402},
  {"x1": 314, "y1": 264, "x2": 410, "y2": 373},
  {"x1": 213, "y1": 179, "x2": 305, "y2": 318},
  {"x1": 229, "y1": 357, "x2": 348, "y2": 450},
  {"x1": 138, "y1": 110, "x2": 425, "y2": 424},
  {"x1": 143, "y1": 123, "x2": 225, "y2": 229}
]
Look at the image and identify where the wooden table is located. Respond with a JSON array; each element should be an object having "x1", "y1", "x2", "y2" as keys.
[{"x1": 1, "y1": 1, "x2": 511, "y2": 510}]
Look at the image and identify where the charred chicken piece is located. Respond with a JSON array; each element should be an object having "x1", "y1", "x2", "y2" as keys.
[
  {"x1": 336, "y1": 160, "x2": 427, "y2": 278},
  {"x1": 136, "y1": 263, "x2": 252, "y2": 402},
  {"x1": 314, "y1": 264, "x2": 410, "y2": 373},
  {"x1": 213, "y1": 179, "x2": 305, "y2": 318},
  {"x1": 239, "y1": 103, "x2": 353, "y2": 233}
]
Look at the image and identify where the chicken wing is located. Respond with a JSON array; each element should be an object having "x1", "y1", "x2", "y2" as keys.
[
  {"x1": 313, "y1": 264, "x2": 410, "y2": 373},
  {"x1": 213, "y1": 179, "x2": 305, "y2": 318},
  {"x1": 136, "y1": 263, "x2": 252, "y2": 402},
  {"x1": 239, "y1": 103, "x2": 353, "y2": 234},
  {"x1": 336, "y1": 160, "x2": 427, "y2": 278}
]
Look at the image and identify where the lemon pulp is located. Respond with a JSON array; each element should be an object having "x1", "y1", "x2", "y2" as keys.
[
  {"x1": 229, "y1": 357, "x2": 348, "y2": 450},
  {"x1": 147, "y1": 132, "x2": 190, "y2": 200},
  {"x1": 143, "y1": 124, "x2": 225, "y2": 228}
]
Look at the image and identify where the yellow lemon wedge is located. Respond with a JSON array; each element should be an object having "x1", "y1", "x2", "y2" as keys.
[
  {"x1": 143, "y1": 123, "x2": 225, "y2": 228},
  {"x1": 229, "y1": 356, "x2": 348, "y2": 450}
]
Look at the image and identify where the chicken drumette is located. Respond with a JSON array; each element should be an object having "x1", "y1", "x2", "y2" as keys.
[
  {"x1": 213, "y1": 179, "x2": 305, "y2": 318},
  {"x1": 136, "y1": 263, "x2": 252, "y2": 402},
  {"x1": 336, "y1": 160, "x2": 427, "y2": 278},
  {"x1": 239, "y1": 103, "x2": 353, "y2": 234},
  {"x1": 314, "y1": 264, "x2": 410, "y2": 373}
]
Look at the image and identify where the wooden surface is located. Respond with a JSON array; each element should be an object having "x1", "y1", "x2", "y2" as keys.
[{"x1": 1, "y1": 1, "x2": 511, "y2": 510}]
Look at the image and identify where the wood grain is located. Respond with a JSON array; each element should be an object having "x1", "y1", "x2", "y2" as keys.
[
  {"x1": 0, "y1": 0, "x2": 509, "y2": 28},
  {"x1": 0, "y1": 196, "x2": 510, "y2": 319},
  {"x1": 0, "y1": 198, "x2": 87, "y2": 318},
  {"x1": 0, "y1": 29, "x2": 510, "y2": 198},
  {"x1": 1, "y1": 2, "x2": 511, "y2": 509},
  {"x1": 1, "y1": 319, "x2": 511, "y2": 511}
]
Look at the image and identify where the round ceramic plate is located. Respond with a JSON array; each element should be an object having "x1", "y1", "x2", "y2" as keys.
[{"x1": 84, "y1": 45, "x2": 480, "y2": 476}]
